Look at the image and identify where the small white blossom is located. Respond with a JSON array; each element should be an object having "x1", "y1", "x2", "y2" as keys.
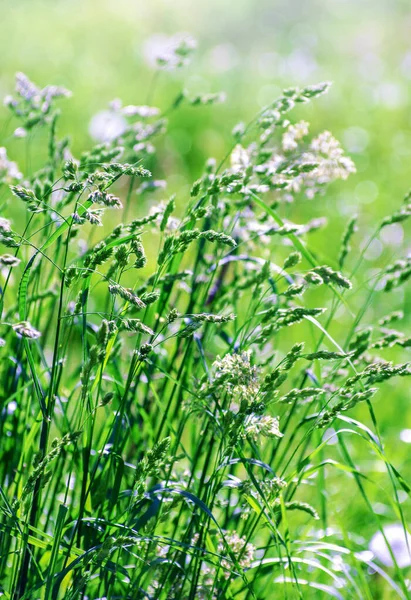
[
  {"x1": 280, "y1": 131, "x2": 356, "y2": 199},
  {"x1": 213, "y1": 352, "x2": 258, "y2": 392}
]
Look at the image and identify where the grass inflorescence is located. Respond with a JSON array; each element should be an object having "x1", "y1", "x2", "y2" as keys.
[{"x1": 1, "y1": 46, "x2": 411, "y2": 599}]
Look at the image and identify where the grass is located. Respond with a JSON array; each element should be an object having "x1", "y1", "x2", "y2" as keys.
[{"x1": 1, "y1": 48, "x2": 411, "y2": 599}]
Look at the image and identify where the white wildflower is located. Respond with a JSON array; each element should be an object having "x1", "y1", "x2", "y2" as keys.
[
  {"x1": 41, "y1": 84, "x2": 71, "y2": 101},
  {"x1": 8, "y1": 73, "x2": 71, "y2": 116},
  {"x1": 311, "y1": 130, "x2": 340, "y2": 155},
  {"x1": 83, "y1": 209, "x2": 103, "y2": 226},
  {"x1": 255, "y1": 153, "x2": 285, "y2": 177},
  {"x1": 369, "y1": 524, "x2": 411, "y2": 568}
]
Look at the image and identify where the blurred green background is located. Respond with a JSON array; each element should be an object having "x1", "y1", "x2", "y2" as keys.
[
  {"x1": 2, "y1": 0, "x2": 411, "y2": 210},
  {"x1": 2, "y1": 0, "x2": 411, "y2": 548},
  {"x1": 2, "y1": 0, "x2": 411, "y2": 234}
]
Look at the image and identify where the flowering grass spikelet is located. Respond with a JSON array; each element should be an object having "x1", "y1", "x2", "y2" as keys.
[
  {"x1": 0, "y1": 53, "x2": 408, "y2": 600},
  {"x1": 12, "y1": 321, "x2": 41, "y2": 339}
]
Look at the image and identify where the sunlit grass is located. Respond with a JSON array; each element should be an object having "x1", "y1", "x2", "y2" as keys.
[{"x1": 0, "y1": 45, "x2": 411, "y2": 598}]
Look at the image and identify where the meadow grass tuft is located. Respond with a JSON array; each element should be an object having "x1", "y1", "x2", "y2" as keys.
[{"x1": 1, "y1": 46, "x2": 411, "y2": 599}]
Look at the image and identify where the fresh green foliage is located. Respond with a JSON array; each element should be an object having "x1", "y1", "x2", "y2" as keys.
[{"x1": 0, "y1": 50, "x2": 411, "y2": 600}]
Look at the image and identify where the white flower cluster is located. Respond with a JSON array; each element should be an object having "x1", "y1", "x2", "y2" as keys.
[
  {"x1": 244, "y1": 414, "x2": 283, "y2": 440},
  {"x1": 282, "y1": 120, "x2": 309, "y2": 151},
  {"x1": 279, "y1": 130, "x2": 356, "y2": 199},
  {"x1": 218, "y1": 530, "x2": 256, "y2": 577},
  {"x1": 309, "y1": 130, "x2": 357, "y2": 183},
  {"x1": 212, "y1": 351, "x2": 260, "y2": 405},
  {"x1": 230, "y1": 144, "x2": 251, "y2": 171},
  {"x1": 229, "y1": 121, "x2": 355, "y2": 204},
  {"x1": 213, "y1": 351, "x2": 257, "y2": 383},
  {"x1": 190, "y1": 530, "x2": 255, "y2": 594},
  {"x1": 209, "y1": 352, "x2": 283, "y2": 440}
]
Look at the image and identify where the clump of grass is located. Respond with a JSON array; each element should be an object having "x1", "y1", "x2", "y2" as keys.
[{"x1": 0, "y1": 45, "x2": 411, "y2": 599}]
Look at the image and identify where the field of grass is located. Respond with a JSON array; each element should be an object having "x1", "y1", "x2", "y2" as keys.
[{"x1": 1, "y1": 1, "x2": 411, "y2": 598}]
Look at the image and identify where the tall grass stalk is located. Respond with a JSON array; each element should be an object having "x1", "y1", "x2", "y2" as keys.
[{"x1": 1, "y1": 47, "x2": 411, "y2": 598}]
